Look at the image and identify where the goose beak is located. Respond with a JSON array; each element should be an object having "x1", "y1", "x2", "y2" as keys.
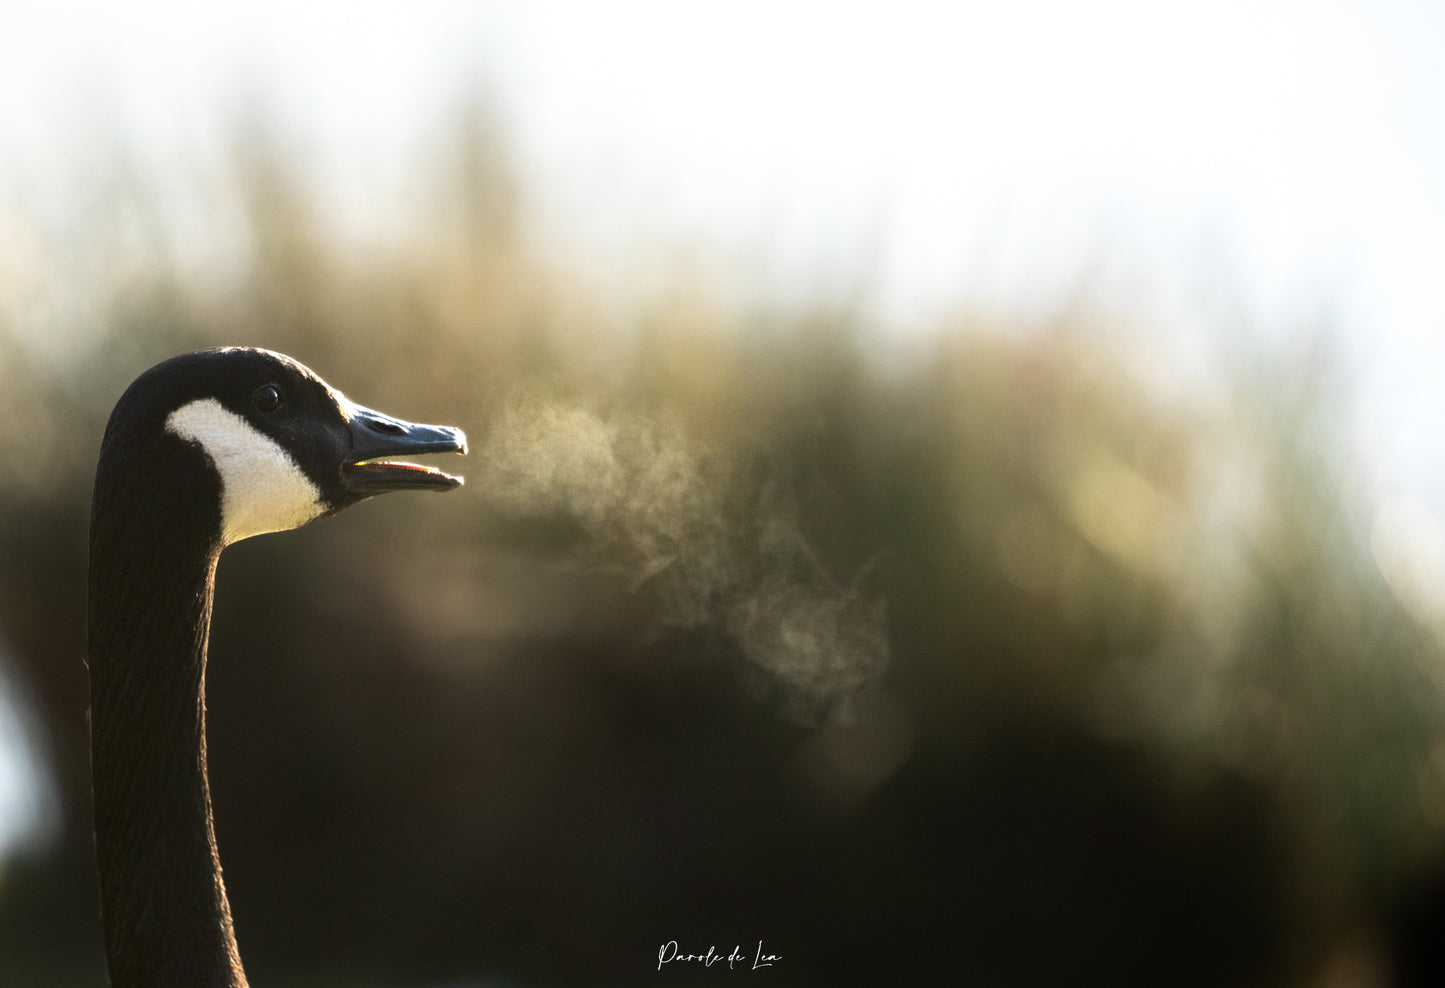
[{"x1": 339, "y1": 400, "x2": 467, "y2": 496}]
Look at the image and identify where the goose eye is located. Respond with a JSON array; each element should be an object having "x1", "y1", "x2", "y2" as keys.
[{"x1": 253, "y1": 384, "x2": 283, "y2": 413}]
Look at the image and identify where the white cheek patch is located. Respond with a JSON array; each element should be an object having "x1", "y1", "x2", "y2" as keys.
[{"x1": 165, "y1": 398, "x2": 327, "y2": 546}]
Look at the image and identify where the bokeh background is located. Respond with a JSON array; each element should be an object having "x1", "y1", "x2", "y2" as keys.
[{"x1": 4, "y1": 2, "x2": 1445, "y2": 985}]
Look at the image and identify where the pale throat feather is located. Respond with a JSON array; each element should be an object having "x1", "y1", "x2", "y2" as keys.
[{"x1": 165, "y1": 398, "x2": 326, "y2": 545}]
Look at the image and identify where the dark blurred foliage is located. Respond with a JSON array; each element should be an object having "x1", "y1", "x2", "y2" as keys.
[{"x1": 3, "y1": 106, "x2": 1445, "y2": 986}]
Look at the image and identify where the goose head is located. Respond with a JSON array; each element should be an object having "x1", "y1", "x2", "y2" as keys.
[{"x1": 95, "y1": 346, "x2": 466, "y2": 549}]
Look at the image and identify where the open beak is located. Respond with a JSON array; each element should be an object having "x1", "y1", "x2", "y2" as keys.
[{"x1": 339, "y1": 400, "x2": 467, "y2": 496}]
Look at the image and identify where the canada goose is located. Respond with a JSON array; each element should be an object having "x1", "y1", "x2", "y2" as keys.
[{"x1": 87, "y1": 347, "x2": 465, "y2": 988}]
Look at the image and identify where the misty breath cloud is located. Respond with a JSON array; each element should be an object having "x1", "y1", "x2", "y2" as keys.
[{"x1": 479, "y1": 385, "x2": 888, "y2": 719}]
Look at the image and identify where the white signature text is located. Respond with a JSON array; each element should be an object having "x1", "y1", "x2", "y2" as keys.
[{"x1": 657, "y1": 940, "x2": 780, "y2": 972}]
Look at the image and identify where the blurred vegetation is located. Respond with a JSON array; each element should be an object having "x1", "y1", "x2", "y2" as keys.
[{"x1": 3, "y1": 102, "x2": 1445, "y2": 986}]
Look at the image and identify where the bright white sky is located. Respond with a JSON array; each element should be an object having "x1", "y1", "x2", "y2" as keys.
[{"x1": 3, "y1": 0, "x2": 1445, "y2": 852}]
